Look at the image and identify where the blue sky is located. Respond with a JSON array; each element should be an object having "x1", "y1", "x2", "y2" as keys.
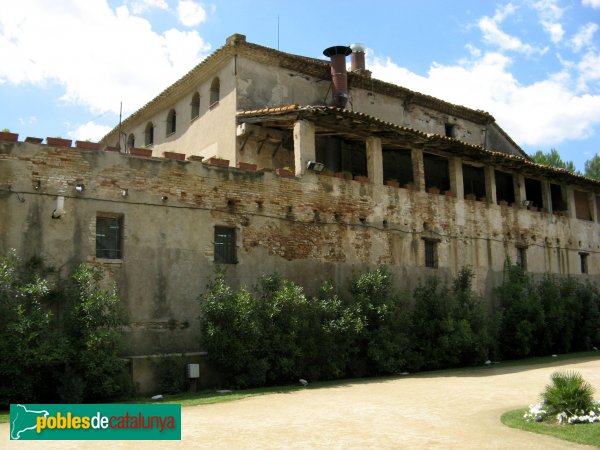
[{"x1": 1, "y1": 0, "x2": 599, "y2": 170}]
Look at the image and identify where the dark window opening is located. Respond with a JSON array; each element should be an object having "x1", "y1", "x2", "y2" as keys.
[
  {"x1": 210, "y1": 77, "x2": 220, "y2": 106},
  {"x1": 423, "y1": 153, "x2": 450, "y2": 192},
  {"x1": 524, "y1": 178, "x2": 543, "y2": 209},
  {"x1": 550, "y1": 183, "x2": 567, "y2": 213},
  {"x1": 383, "y1": 148, "x2": 413, "y2": 186},
  {"x1": 214, "y1": 226, "x2": 236, "y2": 264},
  {"x1": 516, "y1": 246, "x2": 527, "y2": 270},
  {"x1": 127, "y1": 134, "x2": 135, "y2": 150},
  {"x1": 580, "y1": 252, "x2": 589, "y2": 274},
  {"x1": 316, "y1": 136, "x2": 367, "y2": 177},
  {"x1": 96, "y1": 216, "x2": 123, "y2": 259},
  {"x1": 444, "y1": 123, "x2": 455, "y2": 137},
  {"x1": 495, "y1": 170, "x2": 515, "y2": 204},
  {"x1": 191, "y1": 92, "x2": 200, "y2": 119},
  {"x1": 144, "y1": 122, "x2": 154, "y2": 146},
  {"x1": 167, "y1": 109, "x2": 176, "y2": 135},
  {"x1": 424, "y1": 239, "x2": 438, "y2": 268},
  {"x1": 574, "y1": 190, "x2": 592, "y2": 221},
  {"x1": 596, "y1": 197, "x2": 600, "y2": 223},
  {"x1": 462, "y1": 164, "x2": 486, "y2": 198}
]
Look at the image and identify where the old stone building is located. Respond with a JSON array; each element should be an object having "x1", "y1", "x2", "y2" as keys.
[{"x1": 2, "y1": 34, "x2": 600, "y2": 390}]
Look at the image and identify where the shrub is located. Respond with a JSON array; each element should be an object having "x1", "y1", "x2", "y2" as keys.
[
  {"x1": 542, "y1": 371, "x2": 596, "y2": 417},
  {"x1": 0, "y1": 252, "x2": 62, "y2": 406},
  {"x1": 61, "y1": 265, "x2": 129, "y2": 401},
  {"x1": 496, "y1": 261, "x2": 545, "y2": 358},
  {"x1": 411, "y1": 268, "x2": 488, "y2": 371},
  {"x1": 155, "y1": 355, "x2": 187, "y2": 394}
]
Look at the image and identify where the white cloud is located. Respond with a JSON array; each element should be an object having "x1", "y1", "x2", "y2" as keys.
[
  {"x1": 0, "y1": 1, "x2": 211, "y2": 117},
  {"x1": 571, "y1": 23, "x2": 599, "y2": 52},
  {"x1": 577, "y1": 51, "x2": 600, "y2": 90},
  {"x1": 582, "y1": 0, "x2": 600, "y2": 8},
  {"x1": 367, "y1": 50, "x2": 600, "y2": 148},
  {"x1": 129, "y1": 0, "x2": 168, "y2": 15},
  {"x1": 477, "y1": 3, "x2": 546, "y2": 55},
  {"x1": 67, "y1": 121, "x2": 113, "y2": 141},
  {"x1": 533, "y1": 0, "x2": 565, "y2": 43},
  {"x1": 177, "y1": 0, "x2": 206, "y2": 27}
]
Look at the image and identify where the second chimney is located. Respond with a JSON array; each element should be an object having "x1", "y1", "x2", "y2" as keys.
[
  {"x1": 323, "y1": 45, "x2": 352, "y2": 109},
  {"x1": 350, "y1": 43, "x2": 366, "y2": 73}
]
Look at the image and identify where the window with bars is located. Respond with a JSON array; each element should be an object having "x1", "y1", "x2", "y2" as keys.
[
  {"x1": 516, "y1": 246, "x2": 527, "y2": 270},
  {"x1": 424, "y1": 239, "x2": 437, "y2": 268},
  {"x1": 96, "y1": 215, "x2": 123, "y2": 259},
  {"x1": 580, "y1": 252, "x2": 589, "y2": 274},
  {"x1": 214, "y1": 226, "x2": 236, "y2": 264}
]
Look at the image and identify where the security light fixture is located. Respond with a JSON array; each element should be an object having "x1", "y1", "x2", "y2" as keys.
[
  {"x1": 306, "y1": 160, "x2": 325, "y2": 172},
  {"x1": 121, "y1": 189, "x2": 128, "y2": 197},
  {"x1": 75, "y1": 184, "x2": 85, "y2": 193}
]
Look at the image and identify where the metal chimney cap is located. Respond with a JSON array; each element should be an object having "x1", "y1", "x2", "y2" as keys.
[
  {"x1": 350, "y1": 43, "x2": 366, "y2": 52},
  {"x1": 323, "y1": 46, "x2": 352, "y2": 57}
]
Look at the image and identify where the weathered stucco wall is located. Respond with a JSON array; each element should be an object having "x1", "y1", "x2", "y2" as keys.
[
  {"x1": 2, "y1": 141, "x2": 600, "y2": 389},
  {"x1": 236, "y1": 57, "x2": 488, "y2": 147}
]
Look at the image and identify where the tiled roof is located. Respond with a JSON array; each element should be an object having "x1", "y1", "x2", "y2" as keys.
[{"x1": 237, "y1": 105, "x2": 600, "y2": 188}]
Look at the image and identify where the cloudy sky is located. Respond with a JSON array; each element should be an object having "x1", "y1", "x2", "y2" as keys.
[{"x1": 0, "y1": 0, "x2": 599, "y2": 169}]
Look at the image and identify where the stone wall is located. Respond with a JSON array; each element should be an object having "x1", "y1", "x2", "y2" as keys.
[{"x1": 2, "y1": 140, "x2": 600, "y2": 390}]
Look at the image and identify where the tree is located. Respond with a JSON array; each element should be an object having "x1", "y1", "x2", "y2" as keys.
[
  {"x1": 530, "y1": 149, "x2": 576, "y2": 172},
  {"x1": 584, "y1": 154, "x2": 600, "y2": 180}
]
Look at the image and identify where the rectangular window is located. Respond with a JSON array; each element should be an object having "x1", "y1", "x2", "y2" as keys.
[
  {"x1": 424, "y1": 239, "x2": 437, "y2": 268},
  {"x1": 516, "y1": 246, "x2": 527, "y2": 270},
  {"x1": 96, "y1": 216, "x2": 123, "y2": 259},
  {"x1": 214, "y1": 226, "x2": 237, "y2": 264},
  {"x1": 580, "y1": 253, "x2": 589, "y2": 274}
]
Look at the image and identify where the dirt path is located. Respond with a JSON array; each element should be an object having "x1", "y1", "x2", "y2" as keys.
[{"x1": 3, "y1": 357, "x2": 600, "y2": 449}]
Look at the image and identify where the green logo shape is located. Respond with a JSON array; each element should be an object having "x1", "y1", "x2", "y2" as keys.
[{"x1": 10, "y1": 404, "x2": 181, "y2": 440}]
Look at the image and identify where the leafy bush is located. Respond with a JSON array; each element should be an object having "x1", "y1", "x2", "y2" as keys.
[
  {"x1": 543, "y1": 371, "x2": 596, "y2": 416},
  {"x1": 411, "y1": 268, "x2": 489, "y2": 371},
  {"x1": 0, "y1": 252, "x2": 60, "y2": 406},
  {"x1": 155, "y1": 356, "x2": 187, "y2": 394},
  {"x1": 496, "y1": 261, "x2": 545, "y2": 358}
]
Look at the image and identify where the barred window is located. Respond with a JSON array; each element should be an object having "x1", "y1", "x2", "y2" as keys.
[
  {"x1": 96, "y1": 216, "x2": 123, "y2": 259},
  {"x1": 516, "y1": 246, "x2": 527, "y2": 270},
  {"x1": 424, "y1": 239, "x2": 437, "y2": 268},
  {"x1": 580, "y1": 253, "x2": 589, "y2": 274},
  {"x1": 214, "y1": 226, "x2": 236, "y2": 264}
]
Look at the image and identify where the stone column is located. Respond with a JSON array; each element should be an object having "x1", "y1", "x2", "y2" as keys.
[
  {"x1": 366, "y1": 136, "x2": 383, "y2": 185},
  {"x1": 411, "y1": 147, "x2": 425, "y2": 191},
  {"x1": 293, "y1": 120, "x2": 316, "y2": 176},
  {"x1": 515, "y1": 174, "x2": 526, "y2": 206},
  {"x1": 564, "y1": 185, "x2": 575, "y2": 218},
  {"x1": 541, "y1": 180, "x2": 552, "y2": 212},
  {"x1": 449, "y1": 157, "x2": 464, "y2": 199},
  {"x1": 485, "y1": 166, "x2": 497, "y2": 203}
]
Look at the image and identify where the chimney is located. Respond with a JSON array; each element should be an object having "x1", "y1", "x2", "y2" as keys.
[
  {"x1": 350, "y1": 43, "x2": 366, "y2": 72},
  {"x1": 323, "y1": 45, "x2": 352, "y2": 109}
]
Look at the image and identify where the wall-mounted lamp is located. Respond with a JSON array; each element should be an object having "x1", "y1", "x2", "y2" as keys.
[
  {"x1": 121, "y1": 189, "x2": 128, "y2": 197},
  {"x1": 52, "y1": 196, "x2": 65, "y2": 219},
  {"x1": 34, "y1": 180, "x2": 41, "y2": 190},
  {"x1": 306, "y1": 160, "x2": 325, "y2": 172},
  {"x1": 161, "y1": 195, "x2": 168, "y2": 202},
  {"x1": 75, "y1": 184, "x2": 85, "y2": 193}
]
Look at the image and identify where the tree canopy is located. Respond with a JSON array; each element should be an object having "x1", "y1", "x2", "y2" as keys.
[{"x1": 530, "y1": 149, "x2": 576, "y2": 173}]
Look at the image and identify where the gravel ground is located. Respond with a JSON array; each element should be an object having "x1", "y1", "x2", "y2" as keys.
[{"x1": 3, "y1": 356, "x2": 600, "y2": 449}]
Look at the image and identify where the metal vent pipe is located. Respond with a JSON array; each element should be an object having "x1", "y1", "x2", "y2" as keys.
[
  {"x1": 323, "y1": 45, "x2": 352, "y2": 109},
  {"x1": 350, "y1": 43, "x2": 366, "y2": 72}
]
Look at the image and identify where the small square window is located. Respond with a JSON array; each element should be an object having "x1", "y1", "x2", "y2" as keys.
[
  {"x1": 516, "y1": 246, "x2": 527, "y2": 270},
  {"x1": 580, "y1": 253, "x2": 589, "y2": 274},
  {"x1": 214, "y1": 226, "x2": 237, "y2": 264},
  {"x1": 444, "y1": 123, "x2": 455, "y2": 137},
  {"x1": 424, "y1": 239, "x2": 437, "y2": 268},
  {"x1": 96, "y1": 215, "x2": 123, "y2": 259}
]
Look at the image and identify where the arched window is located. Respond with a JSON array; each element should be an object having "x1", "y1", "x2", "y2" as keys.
[
  {"x1": 127, "y1": 133, "x2": 135, "y2": 150},
  {"x1": 145, "y1": 122, "x2": 154, "y2": 146},
  {"x1": 167, "y1": 109, "x2": 176, "y2": 135},
  {"x1": 191, "y1": 92, "x2": 200, "y2": 120},
  {"x1": 210, "y1": 77, "x2": 220, "y2": 106}
]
